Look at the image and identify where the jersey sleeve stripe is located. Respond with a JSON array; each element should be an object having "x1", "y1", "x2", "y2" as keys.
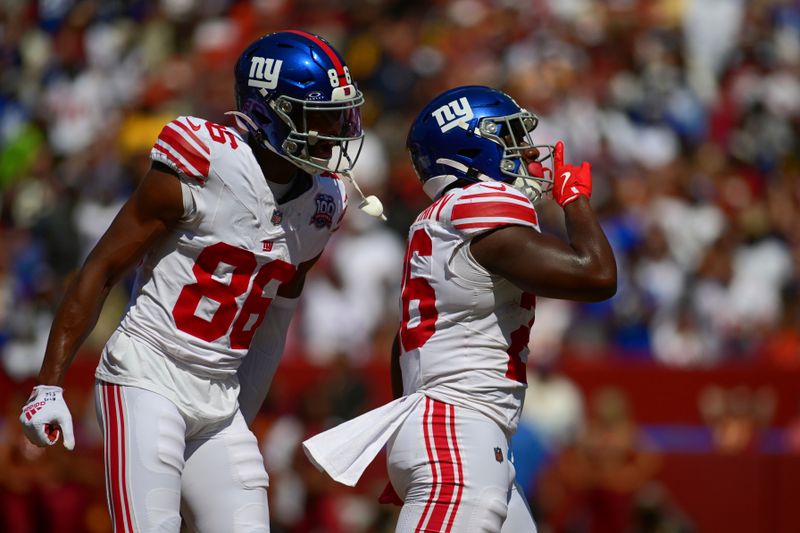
[
  {"x1": 162, "y1": 123, "x2": 210, "y2": 162},
  {"x1": 453, "y1": 219, "x2": 537, "y2": 230},
  {"x1": 153, "y1": 143, "x2": 208, "y2": 184},
  {"x1": 460, "y1": 191, "x2": 526, "y2": 201},
  {"x1": 452, "y1": 202, "x2": 538, "y2": 225},
  {"x1": 154, "y1": 140, "x2": 205, "y2": 178},
  {"x1": 172, "y1": 120, "x2": 209, "y2": 155},
  {"x1": 434, "y1": 193, "x2": 454, "y2": 221},
  {"x1": 152, "y1": 144, "x2": 193, "y2": 176},
  {"x1": 158, "y1": 127, "x2": 210, "y2": 177}
]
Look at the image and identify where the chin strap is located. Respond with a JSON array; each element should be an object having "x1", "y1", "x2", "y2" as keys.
[
  {"x1": 225, "y1": 110, "x2": 258, "y2": 132},
  {"x1": 226, "y1": 110, "x2": 331, "y2": 176},
  {"x1": 225, "y1": 110, "x2": 293, "y2": 161}
]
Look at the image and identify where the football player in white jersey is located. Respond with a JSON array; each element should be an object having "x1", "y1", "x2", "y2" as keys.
[
  {"x1": 302, "y1": 85, "x2": 616, "y2": 532},
  {"x1": 19, "y1": 30, "x2": 372, "y2": 532}
]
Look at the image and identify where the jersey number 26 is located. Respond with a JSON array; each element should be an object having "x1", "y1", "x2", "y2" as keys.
[{"x1": 399, "y1": 227, "x2": 531, "y2": 384}]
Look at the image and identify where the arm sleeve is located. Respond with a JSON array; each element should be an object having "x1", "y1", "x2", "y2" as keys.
[{"x1": 236, "y1": 296, "x2": 300, "y2": 425}]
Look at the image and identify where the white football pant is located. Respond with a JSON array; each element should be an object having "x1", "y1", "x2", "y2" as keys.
[
  {"x1": 95, "y1": 381, "x2": 270, "y2": 532},
  {"x1": 387, "y1": 396, "x2": 536, "y2": 533}
]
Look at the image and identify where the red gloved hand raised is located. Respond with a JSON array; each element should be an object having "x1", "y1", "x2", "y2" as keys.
[{"x1": 552, "y1": 140, "x2": 592, "y2": 207}]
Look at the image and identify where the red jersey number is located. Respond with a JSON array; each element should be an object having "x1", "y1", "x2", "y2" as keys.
[
  {"x1": 172, "y1": 242, "x2": 295, "y2": 346},
  {"x1": 505, "y1": 293, "x2": 535, "y2": 384},
  {"x1": 206, "y1": 123, "x2": 239, "y2": 149},
  {"x1": 399, "y1": 227, "x2": 438, "y2": 351},
  {"x1": 230, "y1": 260, "x2": 296, "y2": 349}
]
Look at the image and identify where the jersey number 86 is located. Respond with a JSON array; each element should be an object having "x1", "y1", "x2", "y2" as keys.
[{"x1": 172, "y1": 242, "x2": 296, "y2": 349}]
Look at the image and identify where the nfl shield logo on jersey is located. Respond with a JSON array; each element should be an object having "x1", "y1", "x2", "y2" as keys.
[
  {"x1": 310, "y1": 193, "x2": 336, "y2": 229},
  {"x1": 271, "y1": 209, "x2": 283, "y2": 225}
]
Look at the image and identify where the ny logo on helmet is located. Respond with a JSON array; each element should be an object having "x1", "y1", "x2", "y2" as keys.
[
  {"x1": 248, "y1": 57, "x2": 283, "y2": 90},
  {"x1": 432, "y1": 97, "x2": 474, "y2": 133}
]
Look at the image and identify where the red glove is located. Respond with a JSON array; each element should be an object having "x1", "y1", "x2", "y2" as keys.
[{"x1": 552, "y1": 140, "x2": 592, "y2": 207}]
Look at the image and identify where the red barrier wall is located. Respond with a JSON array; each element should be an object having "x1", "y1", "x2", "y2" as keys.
[{"x1": 561, "y1": 359, "x2": 800, "y2": 533}]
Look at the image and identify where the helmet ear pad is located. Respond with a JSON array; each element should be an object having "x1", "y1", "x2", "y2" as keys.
[{"x1": 237, "y1": 98, "x2": 282, "y2": 147}]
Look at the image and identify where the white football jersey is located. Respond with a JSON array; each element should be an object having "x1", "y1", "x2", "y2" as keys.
[
  {"x1": 398, "y1": 181, "x2": 539, "y2": 435},
  {"x1": 101, "y1": 116, "x2": 347, "y2": 379}
]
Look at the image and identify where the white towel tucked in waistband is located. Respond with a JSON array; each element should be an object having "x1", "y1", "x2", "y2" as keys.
[{"x1": 302, "y1": 392, "x2": 425, "y2": 486}]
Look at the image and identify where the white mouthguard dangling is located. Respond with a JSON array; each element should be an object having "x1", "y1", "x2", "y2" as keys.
[{"x1": 342, "y1": 170, "x2": 387, "y2": 221}]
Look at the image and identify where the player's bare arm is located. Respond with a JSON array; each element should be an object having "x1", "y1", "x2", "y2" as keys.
[
  {"x1": 37, "y1": 165, "x2": 185, "y2": 386},
  {"x1": 277, "y1": 253, "x2": 321, "y2": 299},
  {"x1": 237, "y1": 253, "x2": 324, "y2": 425},
  {"x1": 471, "y1": 197, "x2": 616, "y2": 301}
]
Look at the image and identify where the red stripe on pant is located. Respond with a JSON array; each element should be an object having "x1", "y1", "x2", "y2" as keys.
[
  {"x1": 416, "y1": 399, "x2": 463, "y2": 532},
  {"x1": 101, "y1": 386, "x2": 114, "y2": 527},
  {"x1": 417, "y1": 398, "x2": 438, "y2": 531},
  {"x1": 444, "y1": 404, "x2": 464, "y2": 532},
  {"x1": 427, "y1": 401, "x2": 458, "y2": 531},
  {"x1": 103, "y1": 384, "x2": 134, "y2": 532},
  {"x1": 114, "y1": 385, "x2": 134, "y2": 532}
]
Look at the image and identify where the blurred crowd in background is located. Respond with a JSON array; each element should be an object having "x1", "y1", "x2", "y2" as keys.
[{"x1": 1, "y1": 0, "x2": 799, "y2": 532}]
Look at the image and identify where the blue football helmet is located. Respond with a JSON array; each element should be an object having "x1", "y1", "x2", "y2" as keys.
[
  {"x1": 407, "y1": 85, "x2": 553, "y2": 202},
  {"x1": 230, "y1": 30, "x2": 364, "y2": 175}
]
